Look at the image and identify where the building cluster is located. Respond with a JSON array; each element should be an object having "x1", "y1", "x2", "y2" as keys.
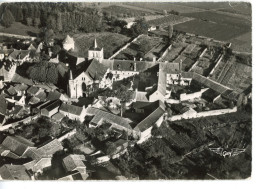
[{"x1": 0, "y1": 34, "x2": 242, "y2": 180}]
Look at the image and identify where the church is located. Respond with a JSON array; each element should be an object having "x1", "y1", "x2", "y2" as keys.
[{"x1": 65, "y1": 36, "x2": 183, "y2": 101}]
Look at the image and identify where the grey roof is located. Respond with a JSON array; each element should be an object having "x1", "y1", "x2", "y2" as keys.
[
  {"x1": 46, "y1": 91, "x2": 61, "y2": 101},
  {"x1": 86, "y1": 107, "x2": 132, "y2": 129},
  {"x1": 112, "y1": 60, "x2": 159, "y2": 72},
  {"x1": 14, "y1": 84, "x2": 28, "y2": 92},
  {"x1": 27, "y1": 86, "x2": 39, "y2": 95},
  {"x1": 1, "y1": 136, "x2": 34, "y2": 156},
  {"x1": 160, "y1": 62, "x2": 180, "y2": 74},
  {"x1": 59, "y1": 103, "x2": 83, "y2": 116},
  {"x1": 0, "y1": 95, "x2": 7, "y2": 115},
  {"x1": 63, "y1": 154, "x2": 86, "y2": 172},
  {"x1": 134, "y1": 100, "x2": 165, "y2": 132},
  {"x1": 43, "y1": 100, "x2": 61, "y2": 112},
  {"x1": 0, "y1": 164, "x2": 31, "y2": 180}
]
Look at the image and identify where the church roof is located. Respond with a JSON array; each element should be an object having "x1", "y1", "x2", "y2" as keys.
[{"x1": 72, "y1": 59, "x2": 107, "y2": 81}]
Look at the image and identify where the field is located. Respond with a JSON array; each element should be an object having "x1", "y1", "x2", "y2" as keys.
[
  {"x1": 229, "y1": 32, "x2": 252, "y2": 53},
  {"x1": 175, "y1": 2, "x2": 251, "y2": 16},
  {"x1": 124, "y1": 2, "x2": 205, "y2": 13},
  {"x1": 70, "y1": 32, "x2": 130, "y2": 59},
  {"x1": 173, "y1": 19, "x2": 249, "y2": 42},
  {"x1": 147, "y1": 14, "x2": 192, "y2": 27},
  {"x1": 0, "y1": 22, "x2": 40, "y2": 37}
]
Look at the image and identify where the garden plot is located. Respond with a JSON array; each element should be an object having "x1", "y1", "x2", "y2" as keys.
[
  {"x1": 191, "y1": 48, "x2": 221, "y2": 76},
  {"x1": 209, "y1": 56, "x2": 252, "y2": 93},
  {"x1": 115, "y1": 35, "x2": 163, "y2": 60}
]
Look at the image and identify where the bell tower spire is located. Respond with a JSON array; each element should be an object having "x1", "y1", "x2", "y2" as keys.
[{"x1": 94, "y1": 38, "x2": 98, "y2": 49}]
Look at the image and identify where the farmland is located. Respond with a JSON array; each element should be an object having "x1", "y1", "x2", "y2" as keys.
[
  {"x1": 229, "y1": 32, "x2": 252, "y2": 53},
  {"x1": 173, "y1": 19, "x2": 249, "y2": 41},
  {"x1": 123, "y1": 2, "x2": 205, "y2": 13},
  {"x1": 70, "y1": 32, "x2": 130, "y2": 59},
  {"x1": 147, "y1": 15, "x2": 192, "y2": 27}
]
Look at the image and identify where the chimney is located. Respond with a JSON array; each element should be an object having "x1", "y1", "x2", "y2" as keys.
[
  {"x1": 179, "y1": 59, "x2": 182, "y2": 73},
  {"x1": 69, "y1": 70, "x2": 73, "y2": 80},
  {"x1": 134, "y1": 62, "x2": 137, "y2": 71},
  {"x1": 134, "y1": 57, "x2": 136, "y2": 61}
]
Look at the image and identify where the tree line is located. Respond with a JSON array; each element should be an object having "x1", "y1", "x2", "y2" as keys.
[{"x1": 0, "y1": 2, "x2": 102, "y2": 33}]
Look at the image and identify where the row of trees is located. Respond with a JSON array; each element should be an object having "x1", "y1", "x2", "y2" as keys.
[{"x1": 0, "y1": 2, "x2": 103, "y2": 33}]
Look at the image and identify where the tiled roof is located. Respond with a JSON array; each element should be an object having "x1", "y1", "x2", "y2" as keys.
[
  {"x1": 52, "y1": 112, "x2": 65, "y2": 121},
  {"x1": 14, "y1": 83, "x2": 28, "y2": 92},
  {"x1": 27, "y1": 86, "x2": 39, "y2": 95},
  {"x1": 0, "y1": 164, "x2": 31, "y2": 180},
  {"x1": 8, "y1": 50, "x2": 30, "y2": 60},
  {"x1": 35, "y1": 91, "x2": 47, "y2": 101},
  {"x1": 47, "y1": 91, "x2": 61, "y2": 101},
  {"x1": 134, "y1": 100, "x2": 165, "y2": 132},
  {"x1": 63, "y1": 35, "x2": 74, "y2": 45},
  {"x1": 63, "y1": 154, "x2": 86, "y2": 172},
  {"x1": 72, "y1": 59, "x2": 107, "y2": 81},
  {"x1": 11, "y1": 73, "x2": 34, "y2": 85},
  {"x1": 160, "y1": 62, "x2": 180, "y2": 74},
  {"x1": 43, "y1": 100, "x2": 61, "y2": 112},
  {"x1": 86, "y1": 107, "x2": 132, "y2": 130},
  {"x1": 7, "y1": 86, "x2": 17, "y2": 96},
  {"x1": 1, "y1": 136, "x2": 34, "y2": 156},
  {"x1": 59, "y1": 103, "x2": 83, "y2": 116},
  {"x1": 112, "y1": 60, "x2": 158, "y2": 72},
  {"x1": 0, "y1": 95, "x2": 7, "y2": 115},
  {"x1": 36, "y1": 139, "x2": 63, "y2": 157}
]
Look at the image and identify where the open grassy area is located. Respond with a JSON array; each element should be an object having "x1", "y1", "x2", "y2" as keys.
[
  {"x1": 69, "y1": 32, "x2": 130, "y2": 59},
  {"x1": 0, "y1": 22, "x2": 40, "y2": 37}
]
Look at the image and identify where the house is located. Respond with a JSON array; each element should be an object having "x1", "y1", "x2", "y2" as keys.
[
  {"x1": 134, "y1": 100, "x2": 165, "y2": 143},
  {"x1": 59, "y1": 103, "x2": 85, "y2": 122},
  {"x1": 1, "y1": 136, "x2": 36, "y2": 157},
  {"x1": 14, "y1": 83, "x2": 28, "y2": 96},
  {"x1": 0, "y1": 164, "x2": 32, "y2": 180},
  {"x1": 27, "y1": 86, "x2": 40, "y2": 96},
  {"x1": 41, "y1": 100, "x2": 61, "y2": 117},
  {"x1": 24, "y1": 157, "x2": 52, "y2": 173},
  {"x1": 62, "y1": 154, "x2": 91, "y2": 179},
  {"x1": 6, "y1": 95, "x2": 26, "y2": 106},
  {"x1": 0, "y1": 49, "x2": 14, "y2": 60},
  {"x1": 85, "y1": 107, "x2": 134, "y2": 135},
  {"x1": 52, "y1": 112, "x2": 65, "y2": 122},
  {"x1": 0, "y1": 144, "x2": 20, "y2": 159},
  {"x1": 8, "y1": 50, "x2": 31, "y2": 63},
  {"x1": 63, "y1": 35, "x2": 75, "y2": 51},
  {"x1": 46, "y1": 90, "x2": 62, "y2": 101}
]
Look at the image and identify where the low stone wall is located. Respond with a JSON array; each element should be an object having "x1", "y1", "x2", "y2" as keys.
[
  {"x1": 168, "y1": 106, "x2": 237, "y2": 122},
  {"x1": 58, "y1": 128, "x2": 76, "y2": 142},
  {"x1": 180, "y1": 88, "x2": 208, "y2": 101},
  {"x1": 157, "y1": 44, "x2": 172, "y2": 62},
  {"x1": 0, "y1": 113, "x2": 40, "y2": 131}
]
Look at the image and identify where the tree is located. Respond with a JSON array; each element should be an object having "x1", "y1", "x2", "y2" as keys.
[
  {"x1": 168, "y1": 24, "x2": 173, "y2": 40},
  {"x1": 26, "y1": 17, "x2": 33, "y2": 26},
  {"x1": 1, "y1": 9, "x2": 15, "y2": 27},
  {"x1": 114, "y1": 26, "x2": 121, "y2": 33},
  {"x1": 131, "y1": 18, "x2": 148, "y2": 36},
  {"x1": 33, "y1": 18, "x2": 41, "y2": 27},
  {"x1": 16, "y1": 8, "x2": 24, "y2": 22},
  {"x1": 51, "y1": 45, "x2": 61, "y2": 56}
]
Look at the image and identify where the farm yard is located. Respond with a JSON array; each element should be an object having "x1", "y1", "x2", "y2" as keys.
[
  {"x1": 115, "y1": 35, "x2": 166, "y2": 61},
  {"x1": 209, "y1": 54, "x2": 252, "y2": 94},
  {"x1": 70, "y1": 32, "x2": 130, "y2": 59}
]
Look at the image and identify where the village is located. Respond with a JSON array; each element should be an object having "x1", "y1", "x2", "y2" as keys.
[{"x1": 0, "y1": 2, "x2": 252, "y2": 180}]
